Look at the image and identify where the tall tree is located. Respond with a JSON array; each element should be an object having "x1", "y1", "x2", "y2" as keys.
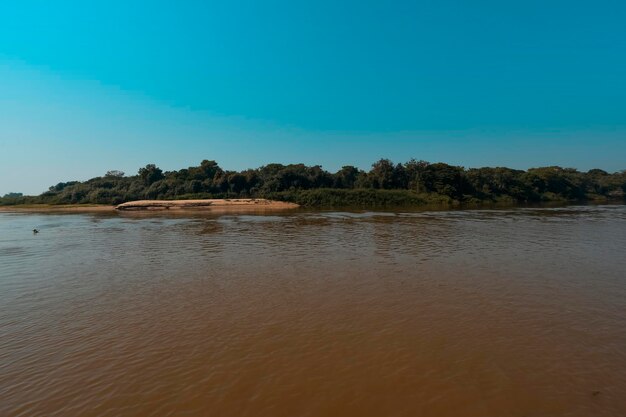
[{"x1": 138, "y1": 164, "x2": 164, "y2": 186}]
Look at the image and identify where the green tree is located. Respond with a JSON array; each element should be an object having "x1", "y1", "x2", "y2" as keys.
[
  {"x1": 138, "y1": 164, "x2": 164, "y2": 186},
  {"x1": 369, "y1": 159, "x2": 396, "y2": 189},
  {"x1": 334, "y1": 166, "x2": 361, "y2": 188}
]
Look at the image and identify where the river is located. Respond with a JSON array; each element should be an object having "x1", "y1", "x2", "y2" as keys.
[{"x1": 1, "y1": 205, "x2": 625, "y2": 416}]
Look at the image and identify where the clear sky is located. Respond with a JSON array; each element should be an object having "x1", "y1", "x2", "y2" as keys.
[{"x1": 1, "y1": 0, "x2": 625, "y2": 195}]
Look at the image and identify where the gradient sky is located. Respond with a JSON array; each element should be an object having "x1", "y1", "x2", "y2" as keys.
[{"x1": 1, "y1": 0, "x2": 625, "y2": 195}]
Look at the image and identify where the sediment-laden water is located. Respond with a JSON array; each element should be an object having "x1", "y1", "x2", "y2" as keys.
[{"x1": 1, "y1": 205, "x2": 625, "y2": 416}]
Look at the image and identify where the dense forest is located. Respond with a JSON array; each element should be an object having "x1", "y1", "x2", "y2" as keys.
[{"x1": 2, "y1": 159, "x2": 625, "y2": 207}]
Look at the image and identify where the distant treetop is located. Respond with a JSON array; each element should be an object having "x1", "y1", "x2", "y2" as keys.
[{"x1": 105, "y1": 170, "x2": 125, "y2": 178}]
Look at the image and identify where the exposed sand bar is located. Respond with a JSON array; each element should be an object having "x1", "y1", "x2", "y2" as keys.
[
  {"x1": 0, "y1": 199, "x2": 299, "y2": 213},
  {"x1": 115, "y1": 199, "x2": 299, "y2": 211}
]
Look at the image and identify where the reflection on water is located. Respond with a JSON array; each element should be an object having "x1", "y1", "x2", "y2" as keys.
[{"x1": 1, "y1": 205, "x2": 626, "y2": 416}]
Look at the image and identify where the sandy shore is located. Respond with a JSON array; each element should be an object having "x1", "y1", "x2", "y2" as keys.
[
  {"x1": 0, "y1": 199, "x2": 299, "y2": 213},
  {"x1": 115, "y1": 199, "x2": 299, "y2": 210},
  {"x1": 0, "y1": 204, "x2": 115, "y2": 213}
]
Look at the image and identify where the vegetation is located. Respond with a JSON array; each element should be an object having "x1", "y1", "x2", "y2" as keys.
[{"x1": 2, "y1": 159, "x2": 625, "y2": 208}]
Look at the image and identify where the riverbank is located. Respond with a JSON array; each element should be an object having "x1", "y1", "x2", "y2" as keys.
[
  {"x1": 2, "y1": 198, "x2": 623, "y2": 214},
  {"x1": 0, "y1": 199, "x2": 299, "y2": 213},
  {"x1": 115, "y1": 199, "x2": 299, "y2": 210},
  {"x1": 0, "y1": 204, "x2": 114, "y2": 213}
]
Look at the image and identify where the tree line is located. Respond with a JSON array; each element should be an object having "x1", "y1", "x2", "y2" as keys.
[{"x1": 2, "y1": 159, "x2": 625, "y2": 207}]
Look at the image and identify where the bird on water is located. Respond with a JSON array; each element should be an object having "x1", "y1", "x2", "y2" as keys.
[{"x1": 32, "y1": 229, "x2": 39, "y2": 234}]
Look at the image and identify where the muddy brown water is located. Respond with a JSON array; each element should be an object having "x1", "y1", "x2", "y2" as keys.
[{"x1": 1, "y1": 205, "x2": 625, "y2": 416}]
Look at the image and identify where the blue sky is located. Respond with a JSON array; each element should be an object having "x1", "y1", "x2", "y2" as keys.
[{"x1": 1, "y1": 0, "x2": 625, "y2": 195}]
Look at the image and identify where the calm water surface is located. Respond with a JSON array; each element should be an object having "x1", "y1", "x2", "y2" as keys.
[{"x1": 1, "y1": 205, "x2": 625, "y2": 416}]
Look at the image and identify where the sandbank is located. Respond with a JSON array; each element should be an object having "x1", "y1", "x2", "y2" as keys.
[
  {"x1": 116, "y1": 199, "x2": 298, "y2": 210},
  {"x1": 0, "y1": 199, "x2": 299, "y2": 213}
]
